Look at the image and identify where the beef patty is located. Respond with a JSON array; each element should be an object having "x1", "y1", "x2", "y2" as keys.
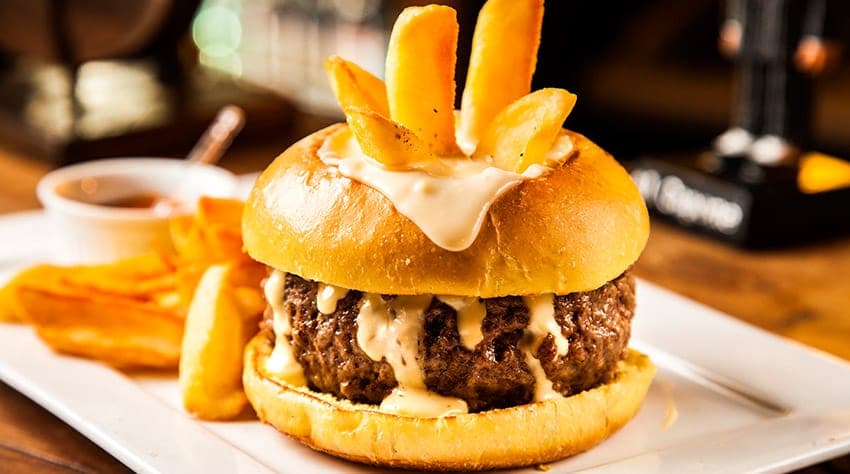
[{"x1": 263, "y1": 271, "x2": 635, "y2": 412}]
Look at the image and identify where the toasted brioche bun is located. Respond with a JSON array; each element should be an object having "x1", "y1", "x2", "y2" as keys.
[
  {"x1": 243, "y1": 124, "x2": 649, "y2": 297},
  {"x1": 244, "y1": 332, "x2": 656, "y2": 471}
]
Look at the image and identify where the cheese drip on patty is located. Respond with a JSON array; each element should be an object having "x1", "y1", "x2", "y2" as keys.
[{"x1": 263, "y1": 273, "x2": 568, "y2": 416}]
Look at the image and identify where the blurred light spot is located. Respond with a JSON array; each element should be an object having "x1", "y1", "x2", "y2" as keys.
[
  {"x1": 799, "y1": 152, "x2": 850, "y2": 193},
  {"x1": 23, "y1": 64, "x2": 73, "y2": 140},
  {"x1": 74, "y1": 60, "x2": 169, "y2": 139},
  {"x1": 193, "y1": 6, "x2": 242, "y2": 58}
]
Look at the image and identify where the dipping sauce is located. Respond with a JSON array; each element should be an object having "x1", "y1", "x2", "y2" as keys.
[{"x1": 98, "y1": 193, "x2": 163, "y2": 209}]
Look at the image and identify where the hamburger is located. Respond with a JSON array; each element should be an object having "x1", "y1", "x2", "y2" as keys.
[{"x1": 241, "y1": 0, "x2": 655, "y2": 470}]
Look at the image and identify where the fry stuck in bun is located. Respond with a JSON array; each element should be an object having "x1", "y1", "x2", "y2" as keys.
[{"x1": 242, "y1": 0, "x2": 654, "y2": 470}]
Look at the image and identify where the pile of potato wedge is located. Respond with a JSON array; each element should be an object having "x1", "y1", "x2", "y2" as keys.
[
  {"x1": 0, "y1": 197, "x2": 265, "y2": 420},
  {"x1": 326, "y1": 0, "x2": 576, "y2": 173}
]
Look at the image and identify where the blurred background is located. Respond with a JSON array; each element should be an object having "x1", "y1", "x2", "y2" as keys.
[
  {"x1": 2, "y1": 5, "x2": 850, "y2": 471},
  {"x1": 1, "y1": 0, "x2": 849, "y2": 165}
]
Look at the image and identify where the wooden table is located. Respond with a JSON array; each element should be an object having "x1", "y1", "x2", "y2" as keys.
[{"x1": 1, "y1": 139, "x2": 849, "y2": 472}]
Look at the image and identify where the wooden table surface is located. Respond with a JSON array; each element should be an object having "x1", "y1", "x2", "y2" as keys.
[{"x1": 1, "y1": 136, "x2": 849, "y2": 472}]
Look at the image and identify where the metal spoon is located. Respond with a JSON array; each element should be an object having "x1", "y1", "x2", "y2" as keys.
[
  {"x1": 153, "y1": 105, "x2": 246, "y2": 215},
  {"x1": 185, "y1": 105, "x2": 246, "y2": 166}
]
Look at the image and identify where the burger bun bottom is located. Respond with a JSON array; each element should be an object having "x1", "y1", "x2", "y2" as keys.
[{"x1": 243, "y1": 331, "x2": 656, "y2": 471}]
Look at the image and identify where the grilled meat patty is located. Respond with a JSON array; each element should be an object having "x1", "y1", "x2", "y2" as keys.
[{"x1": 263, "y1": 271, "x2": 634, "y2": 412}]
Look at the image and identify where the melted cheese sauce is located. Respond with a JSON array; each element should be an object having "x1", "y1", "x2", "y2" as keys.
[
  {"x1": 264, "y1": 271, "x2": 568, "y2": 411},
  {"x1": 356, "y1": 294, "x2": 468, "y2": 417},
  {"x1": 523, "y1": 351, "x2": 560, "y2": 402},
  {"x1": 521, "y1": 294, "x2": 567, "y2": 402},
  {"x1": 263, "y1": 271, "x2": 307, "y2": 386},
  {"x1": 316, "y1": 283, "x2": 349, "y2": 314},
  {"x1": 437, "y1": 295, "x2": 486, "y2": 350},
  {"x1": 318, "y1": 128, "x2": 573, "y2": 252},
  {"x1": 523, "y1": 294, "x2": 569, "y2": 356}
]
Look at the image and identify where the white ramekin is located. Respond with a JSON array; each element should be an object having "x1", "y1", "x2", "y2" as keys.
[{"x1": 37, "y1": 158, "x2": 238, "y2": 264}]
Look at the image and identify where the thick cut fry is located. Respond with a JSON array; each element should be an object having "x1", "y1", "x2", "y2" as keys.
[
  {"x1": 459, "y1": 0, "x2": 544, "y2": 153},
  {"x1": 179, "y1": 265, "x2": 253, "y2": 420},
  {"x1": 345, "y1": 107, "x2": 435, "y2": 169},
  {"x1": 325, "y1": 55, "x2": 389, "y2": 116},
  {"x1": 474, "y1": 88, "x2": 577, "y2": 173},
  {"x1": 385, "y1": 5, "x2": 459, "y2": 155},
  {"x1": 18, "y1": 286, "x2": 183, "y2": 368}
]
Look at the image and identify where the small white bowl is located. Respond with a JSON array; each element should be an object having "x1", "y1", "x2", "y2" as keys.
[{"x1": 37, "y1": 158, "x2": 238, "y2": 264}]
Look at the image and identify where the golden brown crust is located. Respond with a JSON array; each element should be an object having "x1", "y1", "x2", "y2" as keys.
[
  {"x1": 243, "y1": 124, "x2": 649, "y2": 296},
  {"x1": 243, "y1": 332, "x2": 656, "y2": 471}
]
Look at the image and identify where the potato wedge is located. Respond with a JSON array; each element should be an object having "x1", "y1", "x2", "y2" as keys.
[
  {"x1": 200, "y1": 227, "x2": 246, "y2": 262},
  {"x1": 230, "y1": 260, "x2": 267, "y2": 293},
  {"x1": 325, "y1": 55, "x2": 389, "y2": 116},
  {"x1": 18, "y1": 285, "x2": 183, "y2": 369},
  {"x1": 71, "y1": 253, "x2": 174, "y2": 287},
  {"x1": 174, "y1": 260, "x2": 265, "y2": 315},
  {"x1": 4, "y1": 195, "x2": 261, "y2": 374},
  {"x1": 179, "y1": 264, "x2": 253, "y2": 420},
  {"x1": 459, "y1": 0, "x2": 544, "y2": 152},
  {"x1": 385, "y1": 5, "x2": 459, "y2": 155},
  {"x1": 0, "y1": 283, "x2": 18, "y2": 322},
  {"x1": 196, "y1": 196, "x2": 244, "y2": 232},
  {"x1": 34, "y1": 255, "x2": 178, "y2": 306},
  {"x1": 180, "y1": 197, "x2": 252, "y2": 263},
  {"x1": 71, "y1": 270, "x2": 177, "y2": 300},
  {"x1": 233, "y1": 286, "x2": 265, "y2": 320},
  {"x1": 151, "y1": 290, "x2": 182, "y2": 311},
  {"x1": 345, "y1": 106, "x2": 435, "y2": 169},
  {"x1": 0, "y1": 265, "x2": 59, "y2": 322},
  {"x1": 2, "y1": 257, "x2": 176, "y2": 323},
  {"x1": 175, "y1": 262, "x2": 208, "y2": 309},
  {"x1": 474, "y1": 88, "x2": 577, "y2": 173},
  {"x1": 169, "y1": 197, "x2": 265, "y2": 311},
  {"x1": 170, "y1": 215, "x2": 204, "y2": 259}
]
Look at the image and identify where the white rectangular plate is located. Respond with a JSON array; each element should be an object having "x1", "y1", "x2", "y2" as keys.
[{"x1": 2, "y1": 204, "x2": 850, "y2": 473}]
